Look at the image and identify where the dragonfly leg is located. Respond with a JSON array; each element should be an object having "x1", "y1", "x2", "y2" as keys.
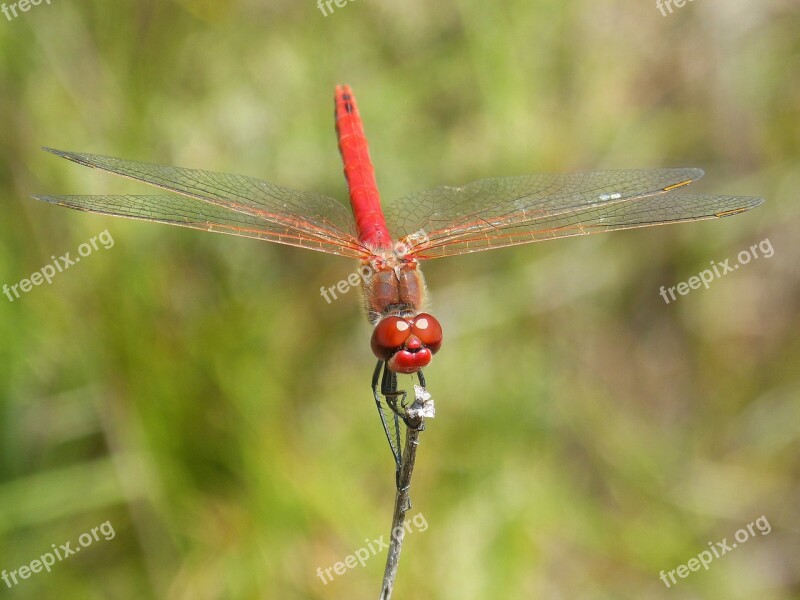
[
  {"x1": 381, "y1": 365, "x2": 407, "y2": 471},
  {"x1": 417, "y1": 369, "x2": 426, "y2": 389},
  {"x1": 383, "y1": 367, "x2": 428, "y2": 433},
  {"x1": 372, "y1": 360, "x2": 402, "y2": 469},
  {"x1": 381, "y1": 375, "x2": 409, "y2": 493},
  {"x1": 374, "y1": 362, "x2": 431, "y2": 490}
]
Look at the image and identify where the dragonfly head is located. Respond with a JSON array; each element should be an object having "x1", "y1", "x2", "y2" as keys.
[{"x1": 370, "y1": 313, "x2": 443, "y2": 374}]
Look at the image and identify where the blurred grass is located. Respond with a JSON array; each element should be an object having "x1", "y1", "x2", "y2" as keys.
[{"x1": 1, "y1": 0, "x2": 799, "y2": 598}]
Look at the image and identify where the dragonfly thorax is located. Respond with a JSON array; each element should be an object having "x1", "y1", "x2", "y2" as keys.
[{"x1": 362, "y1": 253, "x2": 427, "y2": 324}]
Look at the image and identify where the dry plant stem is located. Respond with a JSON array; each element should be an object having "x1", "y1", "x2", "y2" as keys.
[{"x1": 379, "y1": 416, "x2": 423, "y2": 600}]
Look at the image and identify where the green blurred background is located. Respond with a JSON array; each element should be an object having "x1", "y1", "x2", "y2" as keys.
[{"x1": 1, "y1": 0, "x2": 798, "y2": 598}]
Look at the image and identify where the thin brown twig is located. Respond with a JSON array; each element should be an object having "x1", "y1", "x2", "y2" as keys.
[
  {"x1": 381, "y1": 380, "x2": 436, "y2": 600},
  {"x1": 379, "y1": 416, "x2": 423, "y2": 600}
]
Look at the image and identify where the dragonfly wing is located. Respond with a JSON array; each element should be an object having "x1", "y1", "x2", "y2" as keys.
[
  {"x1": 385, "y1": 169, "x2": 763, "y2": 259},
  {"x1": 32, "y1": 194, "x2": 367, "y2": 255},
  {"x1": 38, "y1": 148, "x2": 367, "y2": 258}
]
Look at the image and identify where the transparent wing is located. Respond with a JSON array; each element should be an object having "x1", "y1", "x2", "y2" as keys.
[
  {"x1": 385, "y1": 169, "x2": 764, "y2": 259},
  {"x1": 36, "y1": 148, "x2": 368, "y2": 259}
]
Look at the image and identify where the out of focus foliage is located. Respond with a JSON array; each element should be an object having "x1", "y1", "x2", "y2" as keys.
[{"x1": 0, "y1": 1, "x2": 798, "y2": 598}]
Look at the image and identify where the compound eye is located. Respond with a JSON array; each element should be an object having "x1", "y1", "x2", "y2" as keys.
[
  {"x1": 411, "y1": 313, "x2": 443, "y2": 354},
  {"x1": 371, "y1": 316, "x2": 411, "y2": 360}
]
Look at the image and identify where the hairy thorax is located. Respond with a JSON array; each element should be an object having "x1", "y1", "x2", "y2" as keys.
[{"x1": 361, "y1": 250, "x2": 427, "y2": 324}]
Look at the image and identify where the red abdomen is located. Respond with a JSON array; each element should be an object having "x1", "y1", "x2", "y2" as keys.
[{"x1": 335, "y1": 85, "x2": 392, "y2": 250}]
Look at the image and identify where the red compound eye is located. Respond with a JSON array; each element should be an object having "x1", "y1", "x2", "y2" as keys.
[
  {"x1": 371, "y1": 316, "x2": 411, "y2": 360},
  {"x1": 411, "y1": 313, "x2": 443, "y2": 354}
]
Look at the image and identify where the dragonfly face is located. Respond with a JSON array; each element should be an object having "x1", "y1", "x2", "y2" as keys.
[{"x1": 370, "y1": 312, "x2": 443, "y2": 374}]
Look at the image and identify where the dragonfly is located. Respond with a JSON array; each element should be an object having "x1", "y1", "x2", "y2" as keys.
[{"x1": 34, "y1": 84, "x2": 764, "y2": 470}]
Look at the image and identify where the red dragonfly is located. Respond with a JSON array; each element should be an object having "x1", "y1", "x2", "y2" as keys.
[{"x1": 35, "y1": 84, "x2": 763, "y2": 466}]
